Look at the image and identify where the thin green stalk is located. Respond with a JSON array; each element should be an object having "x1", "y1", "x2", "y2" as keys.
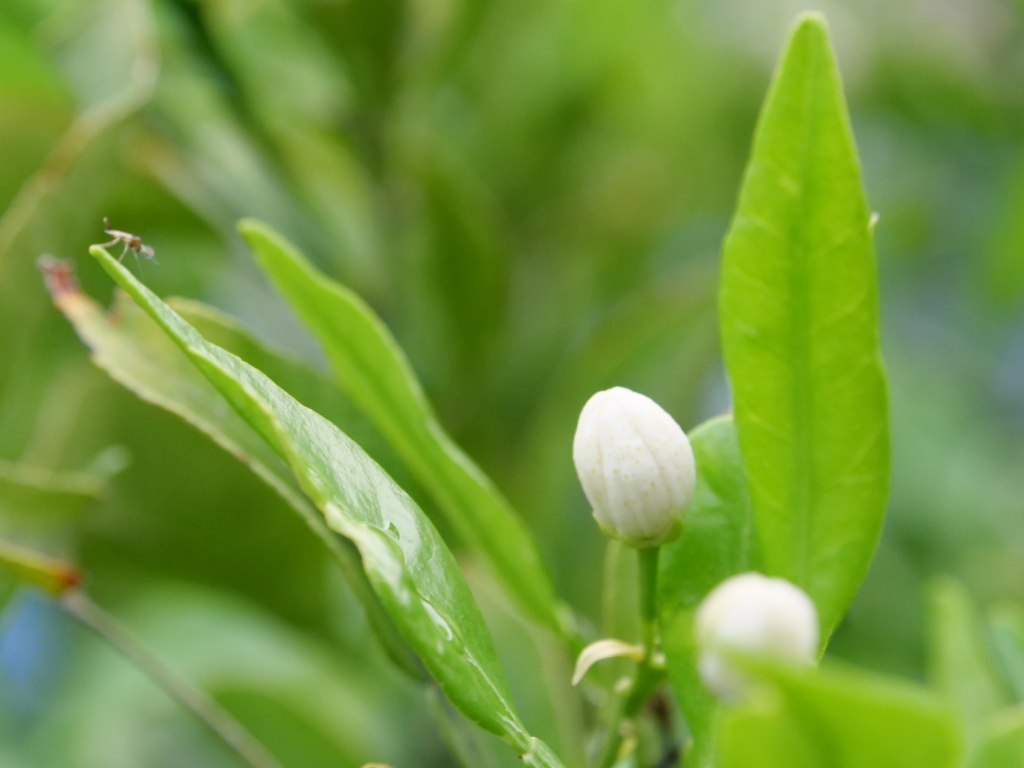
[
  {"x1": 638, "y1": 547, "x2": 660, "y2": 651},
  {"x1": 595, "y1": 546, "x2": 665, "y2": 768},
  {"x1": 594, "y1": 658, "x2": 666, "y2": 768},
  {"x1": 61, "y1": 590, "x2": 284, "y2": 768}
]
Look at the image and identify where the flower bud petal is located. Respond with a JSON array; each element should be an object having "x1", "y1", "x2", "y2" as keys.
[
  {"x1": 695, "y1": 572, "x2": 818, "y2": 700},
  {"x1": 573, "y1": 387, "x2": 695, "y2": 547}
]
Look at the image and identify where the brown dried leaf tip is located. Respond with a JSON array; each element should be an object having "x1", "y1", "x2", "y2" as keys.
[
  {"x1": 38, "y1": 254, "x2": 80, "y2": 297},
  {"x1": 57, "y1": 564, "x2": 83, "y2": 592}
]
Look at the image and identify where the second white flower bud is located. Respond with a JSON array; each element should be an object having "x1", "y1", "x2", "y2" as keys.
[
  {"x1": 573, "y1": 386, "x2": 696, "y2": 548},
  {"x1": 695, "y1": 572, "x2": 818, "y2": 700}
]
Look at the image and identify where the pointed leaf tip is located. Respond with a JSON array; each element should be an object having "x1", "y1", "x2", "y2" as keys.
[
  {"x1": 719, "y1": 0, "x2": 888, "y2": 642},
  {"x1": 782, "y1": 11, "x2": 834, "y2": 71},
  {"x1": 84, "y1": 241, "x2": 568, "y2": 764},
  {"x1": 791, "y1": 10, "x2": 829, "y2": 41}
]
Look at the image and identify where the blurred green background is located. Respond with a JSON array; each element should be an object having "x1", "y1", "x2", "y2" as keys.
[{"x1": 1, "y1": 0, "x2": 1024, "y2": 764}]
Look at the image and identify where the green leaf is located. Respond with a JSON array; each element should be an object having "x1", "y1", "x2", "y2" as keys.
[
  {"x1": 426, "y1": 686, "x2": 523, "y2": 768},
  {"x1": 417, "y1": 151, "x2": 509, "y2": 365},
  {"x1": 48, "y1": 281, "x2": 423, "y2": 679},
  {"x1": 168, "y1": 296, "x2": 421, "y2": 496},
  {"x1": 717, "y1": 662, "x2": 962, "y2": 768},
  {"x1": 0, "y1": 433, "x2": 114, "y2": 607},
  {"x1": 971, "y1": 707, "x2": 1024, "y2": 768},
  {"x1": 0, "y1": 574, "x2": 16, "y2": 617},
  {"x1": 718, "y1": 12, "x2": 890, "y2": 638},
  {"x1": 0, "y1": 537, "x2": 79, "y2": 594},
  {"x1": 0, "y1": 457, "x2": 103, "y2": 530},
  {"x1": 717, "y1": 702, "x2": 818, "y2": 768},
  {"x1": 36, "y1": 585, "x2": 421, "y2": 768},
  {"x1": 983, "y1": 151, "x2": 1024, "y2": 309},
  {"x1": 927, "y1": 578, "x2": 1009, "y2": 754},
  {"x1": 991, "y1": 603, "x2": 1024, "y2": 702},
  {"x1": 238, "y1": 219, "x2": 572, "y2": 642},
  {"x1": 658, "y1": 414, "x2": 757, "y2": 767},
  {"x1": 467, "y1": 564, "x2": 588, "y2": 768},
  {"x1": 87, "y1": 244, "x2": 565, "y2": 766}
]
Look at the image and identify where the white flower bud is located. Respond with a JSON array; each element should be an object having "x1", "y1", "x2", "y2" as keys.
[
  {"x1": 572, "y1": 387, "x2": 696, "y2": 548},
  {"x1": 695, "y1": 572, "x2": 819, "y2": 700}
]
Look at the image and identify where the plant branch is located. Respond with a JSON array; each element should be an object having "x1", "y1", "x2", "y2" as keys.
[{"x1": 61, "y1": 589, "x2": 284, "y2": 768}]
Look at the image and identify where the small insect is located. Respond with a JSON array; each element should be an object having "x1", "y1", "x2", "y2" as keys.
[{"x1": 100, "y1": 218, "x2": 157, "y2": 267}]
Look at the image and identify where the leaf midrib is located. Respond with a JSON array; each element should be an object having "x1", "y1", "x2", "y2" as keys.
[{"x1": 786, "y1": 36, "x2": 824, "y2": 590}]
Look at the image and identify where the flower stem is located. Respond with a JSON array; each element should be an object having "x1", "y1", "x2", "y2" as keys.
[
  {"x1": 61, "y1": 590, "x2": 284, "y2": 768},
  {"x1": 638, "y1": 546, "x2": 660, "y2": 651}
]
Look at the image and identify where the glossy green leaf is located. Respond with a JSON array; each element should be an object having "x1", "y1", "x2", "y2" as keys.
[
  {"x1": 718, "y1": 13, "x2": 890, "y2": 638},
  {"x1": 658, "y1": 414, "x2": 757, "y2": 767},
  {"x1": 927, "y1": 578, "x2": 1008, "y2": 754},
  {"x1": 718, "y1": 662, "x2": 961, "y2": 768},
  {"x1": 48, "y1": 281, "x2": 421, "y2": 678},
  {"x1": 238, "y1": 219, "x2": 572, "y2": 641},
  {"x1": 88, "y1": 245, "x2": 565, "y2": 767},
  {"x1": 168, "y1": 297, "x2": 421, "y2": 497}
]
